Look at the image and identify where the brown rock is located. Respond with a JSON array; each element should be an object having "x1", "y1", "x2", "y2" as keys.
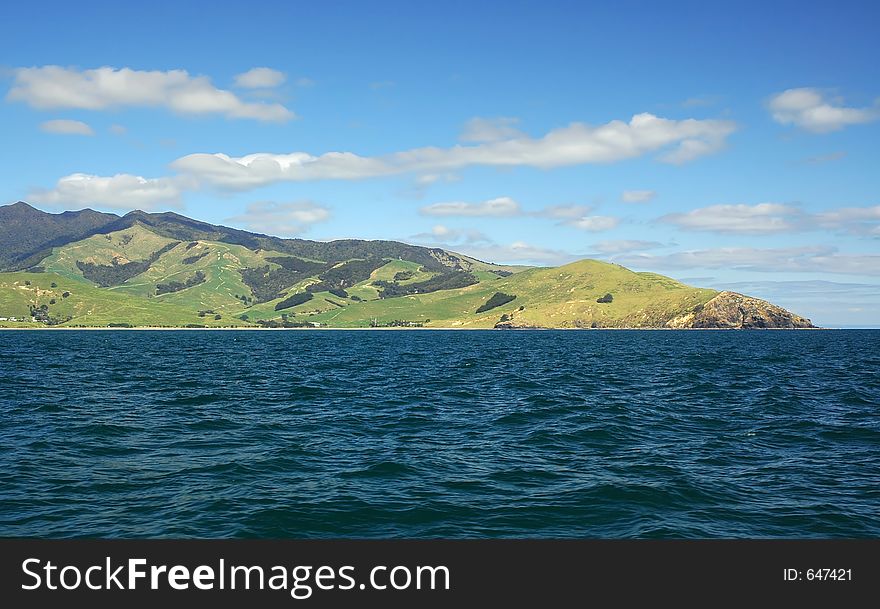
[{"x1": 679, "y1": 291, "x2": 815, "y2": 329}]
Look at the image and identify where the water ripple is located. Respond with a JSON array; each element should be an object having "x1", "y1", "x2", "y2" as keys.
[{"x1": 0, "y1": 329, "x2": 878, "y2": 538}]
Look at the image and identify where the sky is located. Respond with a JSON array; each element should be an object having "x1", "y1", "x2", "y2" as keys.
[{"x1": 1, "y1": 0, "x2": 878, "y2": 327}]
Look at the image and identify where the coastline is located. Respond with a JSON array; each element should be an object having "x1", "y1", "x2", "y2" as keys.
[{"x1": 0, "y1": 325, "x2": 832, "y2": 331}]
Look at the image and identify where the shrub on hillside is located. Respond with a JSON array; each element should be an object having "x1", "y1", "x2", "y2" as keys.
[
  {"x1": 377, "y1": 271, "x2": 478, "y2": 298},
  {"x1": 274, "y1": 291, "x2": 313, "y2": 311},
  {"x1": 156, "y1": 270, "x2": 206, "y2": 295},
  {"x1": 476, "y1": 292, "x2": 516, "y2": 313},
  {"x1": 77, "y1": 242, "x2": 179, "y2": 287}
]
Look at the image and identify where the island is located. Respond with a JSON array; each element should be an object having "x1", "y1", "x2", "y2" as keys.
[{"x1": 0, "y1": 202, "x2": 814, "y2": 330}]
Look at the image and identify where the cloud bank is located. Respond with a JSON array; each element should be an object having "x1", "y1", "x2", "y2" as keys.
[
  {"x1": 28, "y1": 173, "x2": 185, "y2": 210},
  {"x1": 617, "y1": 246, "x2": 880, "y2": 276},
  {"x1": 659, "y1": 202, "x2": 880, "y2": 236},
  {"x1": 419, "y1": 197, "x2": 617, "y2": 231},
  {"x1": 8, "y1": 66, "x2": 294, "y2": 122},
  {"x1": 171, "y1": 112, "x2": 737, "y2": 188}
]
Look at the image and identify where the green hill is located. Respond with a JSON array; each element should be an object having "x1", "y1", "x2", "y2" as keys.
[{"x1": 0, "y1": 202, "x2": 815, "y2": 329}]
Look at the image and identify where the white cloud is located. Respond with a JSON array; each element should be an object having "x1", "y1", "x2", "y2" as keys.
[
  {"x1": 420, "y1": 196, "x2": 521, "y2": 217},
  {"x1": 568, "y1": 215, "x2": 620, "y2": 232},
  {"x1": 814, "y1": 205, "x2": 880, "y2": 236},
  {"x1": 411, "y1": 224, "x2": 492, "y2": 245},
  {"x1": 39, "y1": 119, "x2": 94, "y2": 136},
  {"x1": 233, "y1": 67, "x2": 286, "y2": 89},
  {"x1": 592, "y1": 240, "x2": 664, "y2": 254},
  {"x1": 659, "y1": 202, "x2": 880, "y2": 236},
  {"x1": 415, "y1": 173, "x2": 460, "y2": 187},
  {"x1": 409, "y1": 226, "x2": 577, "y2": 266},
  {"x1": 418, "y1": 198, "x2": 596, "y2": 222},
  {"x1": 400, "y1": 173, "x2": 461, "y2": 199},
  {"x1": 109, "y1": 124, "x2": 127, "y2": 135},
  {"x1": 660, "y1": 203, "x2": 802, "y2": 234},
  {"x1": 459, "y1": 117, "x2": 523, "y2": 143},
  {"x1": 28, "y1": 173, "x2": 185, "y2": 210},
  {"x1": 171, "y1": 112, "x2": 737, "y2": 188},
  {"x1": 453, "y1": 241, "x2": 578, "y2": 266},
  {"x1": 294, "y1": 77, "x2": 316, "y2": 88},
  {"x1": 535, "y1": 204, "x2": 593, "y2": 219},
  {"x1": 227, "y1": 201, "x2": 330, "y2": 236},
  {"x1": 8, "y1": 65, "x2": 294, "y2": 122},
  {"x1": 768, "y1": 88, "x2": 878, "y2": 133},
  {"x1": 621, "y1": 189, "x2": 655, "y2": 203},
  {"x1": 616, "y1": 246, "x2": 880, "y2": 276}
]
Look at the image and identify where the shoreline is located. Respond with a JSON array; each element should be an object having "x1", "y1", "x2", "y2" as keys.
[{"x1": 0, "y1": 325, "x2": 836, "y2": 331}]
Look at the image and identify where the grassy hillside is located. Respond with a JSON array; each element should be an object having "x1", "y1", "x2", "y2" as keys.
[
  {"x1": 0, "y1": 271, "x2": 245, "y2": 327},
  {"x1": 298, "y1": 259, "x2": 718, "y2": 328},
  {"x1": 0, "y1": 234, "x2": 718, "y2": 329},
  {"x1": 0, "y1": 208, "x2": 813, "y2": 329}
]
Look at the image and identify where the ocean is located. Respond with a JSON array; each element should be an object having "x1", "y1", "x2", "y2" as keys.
[{"x1": 1, "y1": 329, "x2": 878, "y2": 538}]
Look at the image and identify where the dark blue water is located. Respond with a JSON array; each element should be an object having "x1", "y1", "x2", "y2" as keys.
[{"x1": 1, "y1": 329, "x2": 878, "y2": 538}]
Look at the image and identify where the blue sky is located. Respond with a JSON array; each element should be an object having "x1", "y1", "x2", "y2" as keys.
[{"x1": 1, "y1": 0, "x2": 878, "y2": 326}]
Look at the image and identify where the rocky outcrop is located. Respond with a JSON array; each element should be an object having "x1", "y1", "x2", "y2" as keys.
[
  {"x1": 493, "y1": 309, "x2": 542, "y2": 329},
  {"x1": 666, "y1": 291, "x2": 815, "y2": 329}
]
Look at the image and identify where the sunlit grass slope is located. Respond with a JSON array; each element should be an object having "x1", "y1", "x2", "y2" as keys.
[{"x1": 1, "y1": 223, "x2": 720, "y2": 329}]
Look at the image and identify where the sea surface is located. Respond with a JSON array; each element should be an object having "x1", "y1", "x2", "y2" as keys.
[{"x1": 1, "y1": 329, "x2": 878, "y2": 538}]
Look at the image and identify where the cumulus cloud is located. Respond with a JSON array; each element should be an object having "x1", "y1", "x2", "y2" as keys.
[
  {"x1": 660, "y1": 203, "x2": 802, "y2": 234},
  {"x1": 621, "y1": 189, "x2": 655, "y2": 203},
  {"x1": 227, "y1": 201, "x2": 330, "y2": 236},
  {"x1": 170, "y1": 112, "x2": 737, "y2": 188},
  {"x1": 616, "y1": 246, "x2": 880, "y2": 276},
  {"x1": 233, "y1": 67, "x2": 286, "y2": 89},
  {"x1": 591, "y1": 240, "x2": 664, "y2": 254},
  {"x1": 28, "y1": 173, "x2": 185, "y2": 210},
  {"x1": 459, "y1": 117, "x2": 523, "y2": 143},
  {"x1": 768, "y1": 88, "x2": 878, "y2": 133},
  {"x1": 420, "y1": 196, "x2": 521, "y2": 217},
  {"x1": 39, "y1": 119, "x2": 94, "y2": 136},
  {"x1": 7, "y1": 65, "x2": 294, "y2": 122}
]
